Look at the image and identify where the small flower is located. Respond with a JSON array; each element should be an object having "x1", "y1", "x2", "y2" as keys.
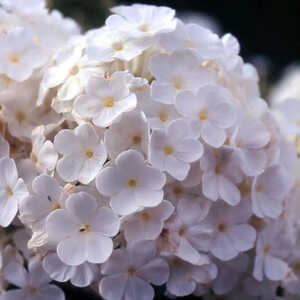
[
  {"x1": 96, "y1": 149, "x2": 166, "y2": 216},
  {"x1": 74, "y1": 72, "x2": 137, "y2": 127},
  {"x1": 54, "y1": 123, "x2": 107, "y2": 184},
  {"x1": 122, "y1": 200, "x2": 174, "y2": 243},
  {"x1": 2, "y1": 257, "x2": 65, "y2": 300},
  {"x1": 149, "y1": 50, "x2": 214, "y2": 104},
  {"x1": 251, "y1": 165, "x2": 290, "y2": 218},
  {"x1": 43, "y1": 252, "x2": 99, "y2": 288},
  {"x1": 46, "y1": 191, "x2": 120, "y2": 266},
  {"x1": 99, "y1": 240, "x2": 169, "y2": 300},
  {"x1": 253, "y1": 222, "x2": 290, "y2": 281},
  {"x1": 104, "y1": 111, "x2": 149, "y2": 160},
  {"x1": 0, "y1": 28, "x2": 47, "y2": 81},
  {"x1": 175, "y1": 84, "x2": 236, "y2": 147},
  {"x1": 0, "y1": 157, "x2": 28, "y2": 227},
  {"x1": 107, "y1": 4, "x2": 176, "y2": 38},
  {"x1": 150, "y1": 119, "x2": 203, "y2": 180}
]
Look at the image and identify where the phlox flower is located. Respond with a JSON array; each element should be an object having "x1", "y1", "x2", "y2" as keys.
[
  {"x1": 96, "y1": 149, "x2": 166, "y2": 216},
  {"x1": 46, "y1": 191, "x2": 120, "y2": 266}
]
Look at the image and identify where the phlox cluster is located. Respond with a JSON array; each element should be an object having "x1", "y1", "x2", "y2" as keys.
[{"x1": 0, "y1": 1, "x2": 299, "y2": 300}]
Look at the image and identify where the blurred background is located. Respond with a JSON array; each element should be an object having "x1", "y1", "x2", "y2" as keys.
[{"x1": 47, "y1": 0, "x2": 300, "y2": 299}]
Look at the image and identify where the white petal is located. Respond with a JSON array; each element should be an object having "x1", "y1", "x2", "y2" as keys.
[
  {"x1": 86, "y1": 233, "x2": 113, "y2": 264},
  {"x1": 99, "y1": 274, "x2": 128, "y2": 300},
  {"x1": 218, "y1": 175, "x2": 240, "y2": 206},
  {"x1": 201, "y1": 122, "x2": 226, "y2": 148},
  {"x1": 124, "y1": 276, "x2": 154, "y2": 300},
  {"x1": 56, "y1": 155, "x2": 84, "y2": 182},
  {"x1": 264, "y1": 255, "x2": 288, "y2": 281}
]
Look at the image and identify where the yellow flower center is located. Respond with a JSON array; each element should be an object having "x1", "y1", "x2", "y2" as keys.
[
  {"x1": 112, "y1": 42, "x2": 124, "y2": 51},
  {"x1": 15, "y1": 111, "x2": 26, "y2": 123},
  {"x1": 50, "y1": 202, "x2": 61, "y2": 211},
  {"x1": 127, "y1": 266, "x2": 137, "y2": 276},
  {"x1": 79, "y1": 224, "x2": 91, "y2": 233},
  {"x1": 198, "y1": 110, "x2": 208, "y2": 121},
  {"x1": 127, "y1": 178, "x2": 137, "y2": 188},
  {"x1": 6, "y1": 185, "x2": 13, "y2": 197},
  {"x1": 138, "y1": 24, "x2": 150, "y2": 32},
  {"x1": 184, "y1": 40, "x2": 195, "y2": 48},
  {"x1": 173, "y1": 77, "x2": 182, "y2": 90},
  {"x1": 70, "y1": 65, "x2": 79, "y2": 76},
  {"x1": 8, "y1": 53, "x2": 20, "y2": 64},
  {"x1": 163, "y1": 145, "x2": 174, "y2": 155},
  {"x1": 159, "y1": 112, "x2": 168, "y2": 122},
  {"x1": 103, "y1": 97, "x2": 115, "y2": 108},
  {"x1": 132, "y1": 135, "x2": 142, "y2": 145},
  {"x1": 218, "y1": 223, "x2": 227, "y2": 233},
  {"x1": 140, "y1": 211, "x2": 151, "y2": 221},
  {"x1": 84, "y1": 148, "x2": 94, "y2": 159}
]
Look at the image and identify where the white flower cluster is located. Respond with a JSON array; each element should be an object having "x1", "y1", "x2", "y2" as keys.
[{"x1": 0, "y1": 1, "x2": 299, "y2": 300}]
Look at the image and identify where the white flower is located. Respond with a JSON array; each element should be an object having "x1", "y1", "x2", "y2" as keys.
[
  {"x1": 159, "y1": 20, "x2": 222, "y2": 59},
  {"x1": 150, "y1": 119, "x2": 203, "y2": 180},
  {"x1": 271, "y1": 98, "x2": 300, "y2": 140},
  {"x1": 166, "y1": 257, "x2": 217, "y2": 297},
  {"x1": 139, "y1": 96, "x2": 180, "y2": 130},
  {"x1": 149, "y1": 50, "x2": 215, "y2": 104},
  {"x1": 212, "y1": 254, "x2": 249, "y2": 295},
  {"x1": 251, "y1": 165, "x2": 290, "y2": 218},
  {"x1": 253, "y1": 222, "x2": 290, "y2": 281},
  {"x1": 99, "y1": 240, "x2": 169, "y2": 300},
  {"x1": 107, "y1": 4, "x2": 176, "y2": 38},
  {"x1": 104, "y1": 111, "x2": 149, "y2": 160},
  {"x1": 201, "y1": 201, "x2": 256, "y2": 261},
  {"x1": 229, "y1": 112, "x2": 270, "y2": 176},
  {"x1": 54, "y1": 123, "x2": 107, "y2": 184},
  {"x1": 96, "y1": 149, "x2": 166, "y2": 216},
  {"x1": 122, "y1": 200, "x2": 174, "y2": 243},
  {"x1": 87, "y1": 28, "x2": 150, "y2": 62},
  {"x1": 175, "y1": 84, "x2": 236, "y2": 147},
  {"x1": 161, "y1": 197, "x2": 211, "y2": 266},
  {"x1": 29, "y1": 126, "x2": 58, "y2": 174},
  {"x1": 0, "y1": 157, "x2": 28, "y2": 227},
  {"x1": 43, "y1": 252, "x2": 99, "y2": 288},
  {"x1": 201, "y1": 146, "x2": 242, "y2": 206},
  {"x1": 0, "y1": 28, "x2": 47, "y2": 81},
  {"x1": 38, "y1": 37, "x2": 98, "y2": 105},
  {"x1": 74, "y1": 72, "x2": 137, "y2": 127},
  {"x1": 2, "y1": 257, "x2": 65, "y2": 300},
  {"x1": 1, "y1": 0, "x2": 47, "y2": 15},
  {"x1": 19, "y1": 174, "x2": 68, "y2": 230},
  {"x1": 46, "y1": 191, "x2": 120, "y2": 266}
]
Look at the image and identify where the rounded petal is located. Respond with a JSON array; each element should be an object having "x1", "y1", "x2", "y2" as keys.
[
  {"x1": 201, "y1": 122, "x2": 226, "y2": 148},
  {"x1": 86, "y1": 234, "x2": 113, "y2": 264},
  {"x1": 99, "y1": 274, "x2": 128, "y2": 300}
]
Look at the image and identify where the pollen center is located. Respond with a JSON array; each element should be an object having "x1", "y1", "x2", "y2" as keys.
[
  {"x1": 159, "y1": 111, "x2": 168, "y2": 122},
  {"x1": 8, "y1": 53, "x2": 20, "y2": 64},
  {"x1": 112, "y1": 42, "x2": 124, "y2": 51},
  {"x1": 132, "y1": 135, "x2": 141, "y2": 145},
  {"x1": 218, "y1": 223, "x2": 227, "y2": 233},
  {"x1": 51, "y1": 202, "x2": 61, "y2": 211},
  {"x1": 16, "y1": 111, "x2": 26, "y2": 123},
  {"x1": 163, "y1": 145, "x2": 174, "y2": 155},
  {"x1": 127, "y1": 266, "x2": 137, "y2": 276},
  {"x1": 70, "y1": 65, "x2": 79, "y2": 76},
  {"x1": 184, "y1": 40, "x2": 194, "y2": 48},
  {"x1": 103, "y1": 97, "x2": 115, "y2": 108},
  {"x1": 138, "y1": 24, "x2": 150, "y2": 32},
  {"x1": 140, "y1": 211, "x2": 151, "y2": 221},
  {"x1": 198, "y1": 110, "x2": 208, "y2": 121},
  {"x1": 5, "y1": 185, "x2": 13, "y2": 197},
  {"x1": 79, "y1": 224, "x2": 91, "y2": 233},
  {"x1": 173, "y1": 77, "x2": 182, "y2": 90},
  {"x1": 127, "y1": 178, "x2": 137, "y2": 188},
  {"x1": 173, "y1": 185, "x2": 183, "y2": 196},
  {"x1": 85, "y1": 148, "x2": 94, "y2": 159}
]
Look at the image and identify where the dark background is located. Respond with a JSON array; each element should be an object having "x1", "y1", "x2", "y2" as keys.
[{"x1": 48, "y1": 0, "x2": 299, "y2": 299}]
